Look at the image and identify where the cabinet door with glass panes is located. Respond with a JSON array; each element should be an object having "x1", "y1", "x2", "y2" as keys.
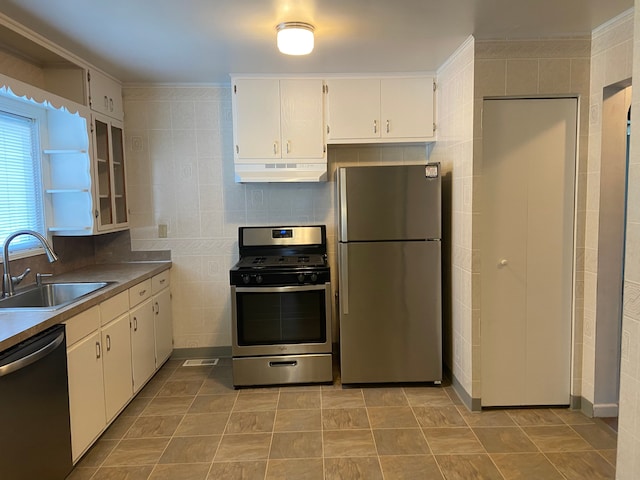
[{"x1": 92, "y1": 113, "x2": 128, "y2": 231}]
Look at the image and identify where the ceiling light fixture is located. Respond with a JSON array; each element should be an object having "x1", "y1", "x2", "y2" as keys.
[{"x1": 276, "y1": 22, "x2": 315, "y2": 55}]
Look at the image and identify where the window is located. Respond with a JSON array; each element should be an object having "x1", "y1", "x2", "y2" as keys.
[{"x1": 0, "y1": 103, "x2": 46, "y2": 257}]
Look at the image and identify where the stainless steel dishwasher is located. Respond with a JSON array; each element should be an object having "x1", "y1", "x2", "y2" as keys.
[{"x1": 0, "y1": 324, "x2": 73, "y2": 480}]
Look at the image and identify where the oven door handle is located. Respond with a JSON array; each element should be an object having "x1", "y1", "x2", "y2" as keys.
[{"x1": 235, "y1": 284, "x2": 328, "y2": 293}]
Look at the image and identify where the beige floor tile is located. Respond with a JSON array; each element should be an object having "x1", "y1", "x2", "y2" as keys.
[
  {"x1": 274, "y1": 408, "x2": 322, "y2": 432},
  {"x1": 572, "y1": 423, "x2": 618, "y2": 450},
  {"x1": 278, "y1": 391, "x2": 321, "y2": 409},
  {"x1": 600, "y1": 449, "x2": 617, "y2": 466},
  {"x1": 225, "y1": 410, "x2": 276, "y2": 434},
  {"x1": 208, "y1": 460, "x2": 267, "y2": 480},
  {"x1": 188, "y1": 394, "x2": 236, "y2": 414},
  {"x1": 102, "y1": 438, "x2": 170, "y2": 466},
  {"x1": 413, "y1": 405, "x2": 467, "y2": 427},
  {"x1": 91, "y1": 466, "x2": 154, "y2": 480},
  {"x1": 199, "y1": 376, "x2": 235, "y2": 395},
  {"x1": 101, "y1": 415, "x2": 137, "y2": 440},
  {"x1": 322, "y1": 389, "x2": 365, "y2": 408},
  {"x1": 362, "y1": 388, "x2": 409, "y2": 406},
  {"x1": 66, "y1": 466, "x2": 98, "y2": 480},
  {"x1": 491, "y1": 452, "x2": 564, "y2": 480},
  {"x1": 403, "y1": 386, "x2": 453, "y2": 406},
  {"x1": 175, "y1": 412, "x2": 230, "y2": 436},
  {"x1": 75, "y1": 439, "x2": 119, "y2": 468},
  {"x1": 125, "y1": 414, "x2": 183, "y2": 438},
  {"x1": 266, "y1": 458, "x2": 324, "y2": 480},
  {"x1": 522, "y1": 425, "x2": 592, "y2": 452},
  {"x1": 507, "y1": 409, "x2": 564, "y2": 426},
  {"x1": 423, "y1": 427, "x2": 485, "y2": 454},
  {"x1": 553, "y1": 409, "x2": 596, "y2": 425},
  {"x1": 322, "y1": 408, "x2": 370, "y2": 430},
  {"x1": 444, "y1": 385, "x2": 465, "y2": 406},
  {"x1": 435, "y1": 453, "x2": 504, "y2": 480},
  {"x1": 142, "y1": 396, "x2": 194, "y2": 416},
  {"x1": 157, "y1": 379, "x2": 204, "y2": 397},
  {"x1": 158, "y1": 435, "x2": 220, "y2": 463},
  {"x1": 269, "y1": 431, "x2": 323, "y2": 458},
  {"x1": 323, "y1": 429, "x2": 378, "y2": 457},
  {"x1": 367, "y1": 406, "x2": 419, "y2": 428},
  {"x1": 473, "y1": 427, "x2": 538, "y2": 453},
  {"x1": 148, "y1": 463, "x2": 210, "y2": 480},
  {"x1": 120, "y1": 396, "x2": 152, "y2": 416},
  {"x1": 324, "y1": 457, "x2": 383, "y2": 480},
  {"x1": 373, "y1": 428, "x2": 430, "y2": 455},
  {"x1": 379, "y1": 454, "x2": 444, "y2": 479},
  {"x1": 168, "y1": 366, "x2": 213, "y2": 381},
  {"x1": 458, "y1": 408, "x2": 517, "y2": 427},
  {"x1": 233, "y1": 392, "x2": 279, "y2": 411},
  {"x1": 214, "y1": 433, "x2": 272, "y2": 461},
  {"x1": 136, "y1": 378, "x2": 165, "y2": 398},
  {"x1": 546, "y1": 451, "x2": 616, "y2": 479}
]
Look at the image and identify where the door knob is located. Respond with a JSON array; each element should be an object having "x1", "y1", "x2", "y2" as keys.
[{"x1": 499, "y1": 259, "x2": 508, "y2": 267}]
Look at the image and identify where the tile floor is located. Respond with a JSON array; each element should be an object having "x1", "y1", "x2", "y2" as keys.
[{"x1": 66, "y1": 358, "x2": 617, "y2": 480}]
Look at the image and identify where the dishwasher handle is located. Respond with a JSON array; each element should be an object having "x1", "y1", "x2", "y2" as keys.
[{"x1": 0, "y1": 330, "x2": 65, "y2": 377}]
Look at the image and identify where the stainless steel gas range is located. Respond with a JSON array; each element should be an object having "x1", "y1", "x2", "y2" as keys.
[{"x1": 229, "y1": 225, "x2": 333, "y2": 387}]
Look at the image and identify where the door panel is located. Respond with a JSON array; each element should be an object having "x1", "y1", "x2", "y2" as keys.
[
  {"x1": 338, "y1": 165, "x2": 441, "y2": 242},
  {"x1": 339, "y1": 240, "x2": 442, "y2": 383},
  {"x1": 481, "y1": 98, "x2": 576, "y2": 407}
]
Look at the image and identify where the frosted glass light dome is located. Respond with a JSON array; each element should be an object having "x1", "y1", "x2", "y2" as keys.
[{"x1": 276, "y1": 22, "x2": 314, "y2": 55}]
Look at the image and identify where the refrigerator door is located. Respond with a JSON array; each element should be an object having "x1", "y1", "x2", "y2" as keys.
[
  {"x1": 338, "y1": 164, "x2": 441, "y2": 242},
  {"x1": 338, "y1": 240, "x2": 442, "y2": 383}
]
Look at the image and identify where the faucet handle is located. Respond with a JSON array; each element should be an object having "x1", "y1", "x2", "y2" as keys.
[
  {"x1": 36, "y1": 272, "x2": 53, "y2": 286},
  {"x1": 12, "y1": 268, "x2": 31, "y2": 287}
]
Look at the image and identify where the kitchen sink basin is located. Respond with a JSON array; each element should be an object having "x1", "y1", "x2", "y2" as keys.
[{"x1": 0, "y1": 282, "x2": 112, "y2": 310}]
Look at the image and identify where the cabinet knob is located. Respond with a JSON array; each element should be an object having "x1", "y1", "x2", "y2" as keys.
[{"x1": 499, "y1": 259, "x2": 508, "y2": 267}]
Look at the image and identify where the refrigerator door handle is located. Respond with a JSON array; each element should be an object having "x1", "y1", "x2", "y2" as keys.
[
  {"x1": 338, "y1": 168, "x2": 348, "y2": 241},
  {"x1": 339, "y1": 245, "x2": 349, "y2": 315}
]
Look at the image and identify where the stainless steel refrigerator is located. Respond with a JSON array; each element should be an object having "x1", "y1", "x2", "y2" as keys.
[{"x1": 337, "y1": 163, "x2": 442, "y2": 384}]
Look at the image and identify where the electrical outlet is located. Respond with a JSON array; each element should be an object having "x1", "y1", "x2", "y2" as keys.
[{"x1": 158, "y1": 224, "x2": 168, "y2": 238}]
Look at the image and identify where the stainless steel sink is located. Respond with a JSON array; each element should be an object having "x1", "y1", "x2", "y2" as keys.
[{"x1": 0, "y1": 282, "x2": 112, "y2": 310}]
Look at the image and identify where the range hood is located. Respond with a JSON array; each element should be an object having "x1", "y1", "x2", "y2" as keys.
[{"x1": 234, "y1": 162, "x2": 327, "y2": 183}]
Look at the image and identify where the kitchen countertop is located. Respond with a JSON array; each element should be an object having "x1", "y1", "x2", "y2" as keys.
[{"x1": 0, "y1": 261, "x2": 171, "y2": 352}]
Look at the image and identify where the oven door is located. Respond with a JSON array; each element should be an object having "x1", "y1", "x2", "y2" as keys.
[{"x1": 231, "y1": 283, "x2": 332, "y2": 357}]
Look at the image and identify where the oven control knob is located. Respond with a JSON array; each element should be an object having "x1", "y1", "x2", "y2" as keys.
[
  {"x1": 310, "y1": 273, "x2": 318, "y2": 283},
  {"x1": 242, "y1": 274, "x2": 250, "y2": 284},
  {"x1": 255, "y1": 274, "x2": 263, "y2": 284},
  {"x1": 297, "y1": 273, "x2": 305, "y2": 284}
]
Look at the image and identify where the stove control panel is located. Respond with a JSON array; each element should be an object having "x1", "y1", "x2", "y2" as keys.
[{"x1": 231, "y1": 270, "x2": 330, "y2": 287}]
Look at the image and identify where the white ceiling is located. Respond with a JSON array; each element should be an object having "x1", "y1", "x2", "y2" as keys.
[{"x1": 0, "y1": 0, "x2": 633, "y2": 85}]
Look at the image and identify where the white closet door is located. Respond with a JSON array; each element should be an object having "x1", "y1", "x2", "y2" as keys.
[{"x1": 481, "y1": 98, "x2": 576, "y2": 407}]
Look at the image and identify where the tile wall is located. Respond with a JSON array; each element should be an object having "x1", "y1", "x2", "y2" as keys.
[
  {"x1": 430, "y1": 37, "x2": 476, "y2": 402},
  {"x1": 122, "y1": 85, "x2": 429, "y2": 349},
  {"x1": 617, "y1": 3, "x2": 640, "y2": 478},
  {"x1": 584, "y1": 9, "x2": 634, "y2": 414}
]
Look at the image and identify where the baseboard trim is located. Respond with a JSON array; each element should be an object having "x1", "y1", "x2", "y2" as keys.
[
  {"x1": 593, "y1": 402, "x2": 619, "y2": 418},
  {"x1": 581, "y1": 396, "x2": 594, "y2": 417},
  {"x1": 444, "y1": 365, "x2": 481, "y2": 412},
  {"x1": 171, "y1": 346, "x2": 232, "y2": 359}
]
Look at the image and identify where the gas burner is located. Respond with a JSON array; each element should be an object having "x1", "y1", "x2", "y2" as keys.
[{"x1": 252, "y1": 257, "x2": 266, "y2": 265}]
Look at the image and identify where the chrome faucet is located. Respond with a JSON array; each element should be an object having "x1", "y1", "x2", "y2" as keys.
[{"x1": 2, "y1": 230, "x2": 59, "y2": 298}]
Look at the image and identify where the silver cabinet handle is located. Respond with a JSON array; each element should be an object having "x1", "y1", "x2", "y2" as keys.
[
  {"x1": 96, "y1": 341, "x2": 101, "y2": 359},
  {"x1": 154, "y1": 301, "x2": 159, "y2": 315},
  {"x1": 273, "y1": 142, "x2": 278, "y2": 155},
  {"x1": 133, "y1": 317, "x2": 138, "y2": 332},
  {"x1": 139, "y1": 289, "x2": 146, "y2": 296},
  {"x1": 373, "y1": 120, "x2": 377, "y2": 134},
  {"x1": 103, "y1": 95, "x2": 108, "y2": 109},
  {"x1": 106, "y1": 334, "x2": 111, "y2": 352},
  {"x1": 386, "y1": 120, "x2": 390, "y2": 133},
  {"x1": 0, "y1": 331, "x2": 64, "y2": 377},
  {"x1": 286, "y1": 140, "x2": 291, "y2": 154},
  {"x1": 109, "y1": 98, "x2": 114, "y2": 112}
]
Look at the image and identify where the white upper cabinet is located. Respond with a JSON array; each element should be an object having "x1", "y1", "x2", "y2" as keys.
[
  {"x1": 326, "y1": 76, "x2": 435, "y2": 143},
  {"x1": 88, "y1": 69, "x2": 124, "y2": 121},
  {"x1": 232, "y1": 78, "x2": 325, "y2": 161}
]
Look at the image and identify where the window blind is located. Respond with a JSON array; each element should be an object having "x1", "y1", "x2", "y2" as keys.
[{"x1": 0, "y1": 110, "x2": 45, "y2": 255}]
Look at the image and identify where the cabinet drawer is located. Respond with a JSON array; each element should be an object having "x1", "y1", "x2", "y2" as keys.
[
  {"x1": 100, "y1": 291, "x2": 129, "y2": 326},
  {"x1": 152, "y1": 270, "x2": 170, "y2": 294},
  {"x1": 129, "y1": 279, "x2": 152, "y2": 308},
  {"x1": 64, "y1": 306, "x2": 100, "y2": 346}
]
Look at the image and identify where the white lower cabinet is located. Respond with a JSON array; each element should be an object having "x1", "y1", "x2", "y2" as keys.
[
  {"x1": 65, "y1": 268, "x2": 173, "y2": 463},
  {"x1": 67, "y1": 326, "x2": 106, "y2": 462},
  {"x1": 130, "y1": 298, "x2": 156, "y2": 393},
  {"x1": 102, "y1": 313, "x2": 133, "y2": 421}
]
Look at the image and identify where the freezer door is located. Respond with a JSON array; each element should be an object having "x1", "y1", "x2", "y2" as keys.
[
  {"x1": 338, "y1": 164, "x2": 441, "y2": 241},
  {"x1": 338, "y1": 240, "x2": 442, "y2": 383}
]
